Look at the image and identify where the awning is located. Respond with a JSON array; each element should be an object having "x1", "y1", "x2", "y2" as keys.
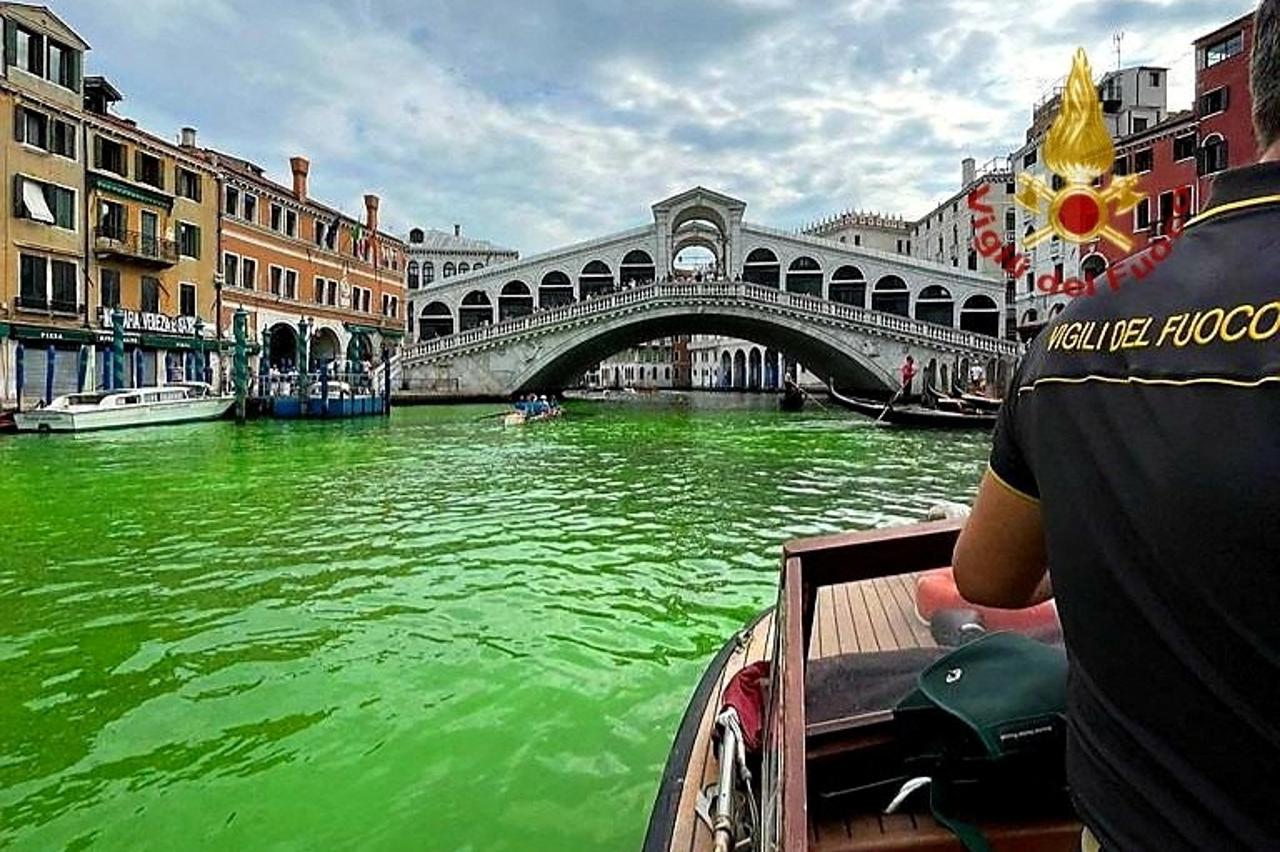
[
  {"x1": 22, "y1": 180, "x2": 55, "y2": 224},
  {"x1": 0, "y1": 322, "x2": 9, "y2": 339},
  {"x1": 343, "y1": 323, "x2": 382, "y2": 336},
  {"x1": 10, "y1": 324, "x2": 96, "y2": 344}
]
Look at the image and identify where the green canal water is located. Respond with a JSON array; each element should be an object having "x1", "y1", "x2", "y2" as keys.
[{"x1": 0, "y1": 396, "x2": 991, "y2": 851}]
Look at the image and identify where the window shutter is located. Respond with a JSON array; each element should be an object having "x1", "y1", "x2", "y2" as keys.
[
  {"x1": 29, "y1": 32, "x2": 41, "y2": 76},
  {"x1": 68, "y1": 48, "x2": 81, "y2": 93},
  {"x1": 3, "y1": 20, "x2": 15, "y2": 68},
  {"x1": 13, "y1": 104, "x2": 22, "y2": 143},
  {"x1": 12, "y1": 173, "x2": 23, "y2": 218},
  {"x1": 1222, "y1": 86, "x2": 1230, "y2": 110},
  {"x1": 134, "y1": 150, "x2": 143, "y2": 182},
  {"x1": 93, "y1": 134, "x2": 102, "y2": 169}
]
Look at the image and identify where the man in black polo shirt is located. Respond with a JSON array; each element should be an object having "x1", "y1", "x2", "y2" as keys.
[{"x1": 953, "y1": 3, "x2": 1280, "y2": 848}]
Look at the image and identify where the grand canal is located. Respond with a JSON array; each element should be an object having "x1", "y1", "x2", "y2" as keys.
[{"x1": 0, "y1": 396, "x2": 990, "y2": 851}]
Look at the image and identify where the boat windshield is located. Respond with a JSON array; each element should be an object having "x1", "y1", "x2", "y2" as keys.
[{"x1": 62, "y1": 393, "x2": 109, "y2": 406}]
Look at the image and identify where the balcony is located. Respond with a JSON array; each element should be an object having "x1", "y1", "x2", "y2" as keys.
[
  {"x1": 94, "y1": 227, "x2": 178, "y2": 268},
  {"x1": 14, "y1": 295, "x2": 81, "y2": 316}
]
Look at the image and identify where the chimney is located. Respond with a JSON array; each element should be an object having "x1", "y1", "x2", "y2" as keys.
[
  {"x1": 364, "y1": 194, "x2": 380, "y2": 233},
  {"x1": 961, "y1": 157, "x2": 976, "y2": 188},
  {"x1": 180, "y1": 126, "x2": 198, "y2": 148},
  {"x1": 290, "y1": 156, "x2": 310, "y2": 200},
  {"x1": 453, "y1": 224, "x2": 461, "y2": 238}
]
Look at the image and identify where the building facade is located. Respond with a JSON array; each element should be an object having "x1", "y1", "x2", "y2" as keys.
[
  {"x1": 210, "y1": 151, "x2": 406, "y2": 374},
  {"x1": 1194, "y1": 13, "x2": 1257, "y2": 203},
  {"x1": 405, "y1": 225, "x2": 516, "y2": 291},
  {"x1": 82, "y1": 77, "x2": 220, "y2": 387},
  {"x1": 0, "y1": 3, "x2": 88, "y2": 404},
  {"x1": 803, "y1": 211, "x2": 912, "y2": 255}
]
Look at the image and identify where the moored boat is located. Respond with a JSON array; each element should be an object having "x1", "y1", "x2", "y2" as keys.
[
  {"x1": 828, "y1": 386, "x2": 997, "y2": 430},
  {"x1": 13, "y1": 383, "x2": 234, "y2": 433},
  {"x1": 646, "y1": 520, "x2": 1081, "y2": 852}
]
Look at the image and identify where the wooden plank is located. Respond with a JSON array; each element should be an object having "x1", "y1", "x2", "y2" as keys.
[
  {"x1": 847, "y1": 582, "x2": 881, "y2": 652},
  {"x1": 780, "y1": 556, "x2": 809, "y2": 852},
  {"x1": 816, "y1": 586, "x2": 840, "y2": 660},
  {"x1": 887, "y1": 573, "x2": 936, "y2": 649},
  {"x1": 831, "y1": 580, "x2": 859, "y2": 656},
  {"x1": 871, "y1": 578, "x2": 915, "y2": 650},
  {"x1": 862, "y1": 579, "x2": 900, "y2": 652}
]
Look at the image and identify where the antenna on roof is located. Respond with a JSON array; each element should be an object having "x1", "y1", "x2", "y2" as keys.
[{"x1": 1113, "y1": 31, "x2": 1125, "y2": 70}]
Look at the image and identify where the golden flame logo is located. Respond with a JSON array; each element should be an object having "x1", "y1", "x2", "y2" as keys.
[{"x1": 1017, "y1": 48, "x2": 1145, "y2": 252}]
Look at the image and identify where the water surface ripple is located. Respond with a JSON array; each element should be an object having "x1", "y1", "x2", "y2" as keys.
[{"x1": 0, "y1": 396, "x2": 988, "y2": 851}]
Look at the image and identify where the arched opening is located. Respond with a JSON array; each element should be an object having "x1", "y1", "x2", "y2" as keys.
[
  {"x1": 266, "y1": 322, "x2": 299, "y2": 369},
  {"x1": 619, "y1": 249, "x2": 656, "y2": 287},
  {"x1": 498, "y1": 281, "x2": 534, "y2": 322},
  {"x1": 743, "y1": 248, "x2": 780, "y2": 288},
  {"x1": 764, "y1": 349, "x2": 781, "y2": 390},
  {"x1": 1022, "y1": 309, "x2": 1039, "y2": 325},
  {"x1": 473, "y1": 263, "x2": 484, "y2": 271},
  {"x1": 1049, "y1": 303, "x2": 1066, "y2": 317},
  {"x1": 830, "y1": 265, "x2": 866, "y2": 307},
  {"x1": 674, "y1": 245, "x2": 716, "y2": 277},
  {"x1": 871, "y1": 275, "x2": 910, "y2": 317},
  {"x1": 418, "y1": 302, "x2": 453, "y2": 341},
  {"x1": 458, "y1": 262, "x2": 471, "y2": 275},
  {"x1": 1201, "y1": 133, "x2": 1228, "y2": 175},
  {"x1": 422, "y1": 262, "x2": 435, "y2": 285},
  {"x1": 407, "y1": 261, "x2": 420, "y2": 290},
  {"x1": 579, "y1": 260, "x2": 614, "y2": 300},
  {"x1": 785, "y1": 257, "x2": 823, "y2": 298},
  {"x1": 459, "y1": 291, "x2": 493, "y2": 331},
  {"x1": 443, "y1": 262, "x2": 456, "y2": 279},
  {"x1": 748, "y1": 347, "x2": 763, "y2": 390},
  {"x1": 347, "y1": 331, "x2": 373, "y2": 365},
  {"x1": 311, "y1": 327, "x2": 342, "y2": 367},
  {"x1": 719, "y1": 351, "x2": 732, "y2": 388},
  {"x1": 960, "y1": 294, "x2": 1001, "y2": 337},
  {"x1": 539, "y1": 271, "x2": 574, "y2": 309},
  {"x1": 1081, "y1": 253, "x2": 1108, "y2": 283},
  {"x1": 914, "y1": 285, "x2": 955, "y2": 327},
  {"x1": 733, "y1": 350, "x2": 747, "y2": 389}
]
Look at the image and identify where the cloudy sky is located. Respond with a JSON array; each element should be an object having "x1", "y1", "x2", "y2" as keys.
[{"x1": 61, "y1": 0, "x2": 1248, "y2": 254}]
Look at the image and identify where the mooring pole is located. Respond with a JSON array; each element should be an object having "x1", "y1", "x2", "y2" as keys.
[
  {"x1": 233, "y1": 308, "x2": 248, "y2": 425},
  {"x1": 382, "y1": 347, "x2": 391, "y2": 416}
]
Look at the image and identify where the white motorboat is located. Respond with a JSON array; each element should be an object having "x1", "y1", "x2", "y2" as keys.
[{"x1": 14, "y1": 383, "x2": 234, "y2": 433}]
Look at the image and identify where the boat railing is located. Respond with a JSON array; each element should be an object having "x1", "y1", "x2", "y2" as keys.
[{"x1": 252, "y1": 370, "x2": 384, "y2": 400}]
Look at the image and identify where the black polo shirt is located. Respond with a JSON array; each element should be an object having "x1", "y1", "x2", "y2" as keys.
[{"x1": 990, "y1": 161, "x2": 1280, "y2": 851}]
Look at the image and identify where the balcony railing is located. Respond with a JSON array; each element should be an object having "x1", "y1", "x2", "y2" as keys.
[
  {"x1": 14, "y1": 295, "x2": 81, "y2": 315},
  {"x1": 94, "y1": 227, "x2": 179, "y2": 267}
]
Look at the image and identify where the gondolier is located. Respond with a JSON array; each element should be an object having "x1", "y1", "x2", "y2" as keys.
[{"x1": 954, "y1": 5, "x2": 1280, "y2": 849}]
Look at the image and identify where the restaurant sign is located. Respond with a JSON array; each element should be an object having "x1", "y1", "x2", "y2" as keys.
[{"x1": 98, "y1": 307, "x2": 198, "y2": 336}]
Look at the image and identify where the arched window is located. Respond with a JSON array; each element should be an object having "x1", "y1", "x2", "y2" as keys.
[
  {"x1": 1201, "y1": 134, "x2": 1228, "y2": 175},
  {"x1": 422, "y1": 262, "x2": 435, "y2": 284},
  {"x1": 871, "y1": 275, "x2": 909, "y2": 317},
  {"x1": 785, "y1": 256, "x2": 823, "y2": 297},
  {"x1": 620, "y1": 250, "x2": 656, "y2": 286},
  {"x1": 1081, "y1": 254, "x2": 1108, "y2": 283},
  {"x1": 539, "y1": 271, "x2": 574, "y2": 309},
  {"x1": 443, "y1": 262, "x2": 456, "y2": 279},
  {"x1": 407, "y1": 261, "x2": 420, "y2": 290},
  {"x1": 459, "y1": 291, "x2": 493, "y2": 331},
  {"x1": 960, "y1": 294, "x2": 1001, "y2": 337},
  {"x1": 743, "y1": 248, "x2": 780, "y2": 288},
  {"x1": 458, "y1": 262, "x2": 471, "y2": 275},
  {"x1": 418, "y1": 302, "x2": 453, "y2": 341},
  {"x1": 473, "y1": 262, "x2": 484, "y2": 271},
  {"x1": 579, "y1": 260, "x2": 614, "y2": 300},
  {"x1": 498, "y1": 281, "x2": 534, "y2": 321},
  {"x1": 914, "y1": 284, "x2": 954, "y2": 327},
  {"x1": 829, "y1": 266, "x2": 866, "y2": 307}
]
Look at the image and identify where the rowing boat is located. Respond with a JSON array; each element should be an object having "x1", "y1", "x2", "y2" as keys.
[{"x1": 827, "y1": 386, "x2": 997, "y2": 430}]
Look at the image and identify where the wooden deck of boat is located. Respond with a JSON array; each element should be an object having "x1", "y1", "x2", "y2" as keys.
[{"x1": 668, "y1": 574, "x2": 936, "y2": 852}]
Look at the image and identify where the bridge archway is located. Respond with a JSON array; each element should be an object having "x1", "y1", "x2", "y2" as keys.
[
  {"x1": 499, "y1": 281, "x2": 534, "y2": 321},
  {"x1": 580, "y1": 260, "x2": 614, "y2": 300},
  {"x1": 786, "y1": 257, "x2": 823, "y2": 298},
  {"x1": 620, "y1": 250, "x2": 656, "y2": 287},
  {"x1": 960, "y1": 294, "x2": 1001, "y2": 337},
  {"x1": 540, "y1": 271, "x2": 574, "y2": 308},
  {"x1": 915, "y1": 285, "x2": 954, "y2": 327},
  {"x1": 743, "y1": 248, "x2": 780, "y2": 288},
  {"x1": 872, "y1": 275, "x2": 910, "y2": 317},
  {"x1": 506, "y1": 303, "x2": 898, "y2": 396},
  {"x1": 830, "y1": 266, "x2": 866, "y2": 307},
  {"x1": 418, "y1": 302, "x2": 453, "y2": 341},
  {"x1": 460, "y1": 291, "x2": 493, "y2": 331}
]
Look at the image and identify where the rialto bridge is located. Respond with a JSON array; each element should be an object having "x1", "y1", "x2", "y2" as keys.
[{"x1": 397, "y1": 187, "x2": 1021, "y2": 398}]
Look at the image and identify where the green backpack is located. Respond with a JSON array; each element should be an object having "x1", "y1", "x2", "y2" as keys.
[{"x1": 892, "y1": 631, "x2": 1072, "y2": 852}]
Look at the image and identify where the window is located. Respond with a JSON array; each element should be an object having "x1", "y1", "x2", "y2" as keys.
[
  {"x1": 137, "y1": 152, "x2": 163, "y2": 190},
  {"x1": 46, "y1": 39, "x2": 79, "y2": 90},
  {"x1": 284, "y1": 269, "x2": 298, "y2": 300},
  {"x1": 408, "y1": 261, "x2": 419, "y2": 289},
  {"x1": 177, "y1": 222, "x2": 200, "y2": 258},
  {"x1": 176, "y1": 168, "x2": 201, "y2": 201},
  {"x1": 1149, "y1": 71, "x2": 1161, "y2": 87},
  {"x1": 16, "y1": 106, "x2": 46, "y2": 149},
  {"x1": 224, "y1": 186, "x2": 240, "y2": 216},
  {"x1": 1158, "y1": 191, "x2": 1177, "y2": 231},
  {"x1": 16, "y1": 176, "x2": 73, "y2": 229},
  {"x1": 101, "y1": 268, "x2": 121, "y2": 309},
  {"x1": 285, "y1": 209, "x2": 297, "y2": 237},
  {"x1": 1173, "y1": 133, "x2": 1197, "y2": 162},
  {"x1": 1204, "y1": 32, "x2": 1244, "y2": 68},
  {"x1": 1134, "y1": 198, "x2": 1151, "y2": 230},
  {"x1": 1199, "y1": 87, "x2": 1229, "y2": 116},
  {"x1": 1132, "y1": 116, "x2": 1148, "y2": 133},
  {"x1": 314, "y1": 276, "x2": 324, "y2": 303},
  {"x1": 141, "y1": 277, "x2": 160, "y2": 313},
  {"x1": 19, "y1": 254, "x2": 46, "y2": 305},
  {"x1": 314, "y1": 219, "x2": 325, "y2": 246},
  {"x1": 1113, "y1": 154, "x2": 1130, "y2": 176},
  {"x1": 242, "y1": 193, "x2": 257, "y2": 223},
  {"x1": 854, "y1": 234, "x2": 862, "y2": 246},
  {"x1": 968, "y1": 250, "x2": 978, "y2": 271},
  {"x1": 895, "y1": 239, "x2": 902, "y2": 253},
  {"x1": 1023, "y1": 149, "x2": 1037, "y2": 168},
  {"x1": 1133, "y1": 148, "x2": 1153, "y2": 173},
  {"x1": 223, "y1": 252, "x2": 239, "y2": 288},
  {"x1": 179, "y1": 283, "x2": 196, "y2": 317},
  {"x1": 458, "y1": 262, "x2": 471, "y2": 275},
  {"x1": 95, "y1": 136, "x2": 127, "y2": 177},
  {"x1": 269, "y1": 265, "x2": 283, "y2": 295},
  {"x1": 389, "y1": 297, "x2": 398, "y2": 318},
  {"x1": 270, "y1": 203, "x2": 283, "y2": 232},
  {"x1": 423, "y1": 262, "x2": 435, "y2": 284},
  {"x1": 327, "y1": 280, "x2": 337, "y2": 306},
  {"x1": 13, "y1": 25, "x2": 42, "y2": 76},
  {"x1": 363, "y1": 289, "x2": 371, "y2": 313},
  {"x1": 443, "y1": 262, "x2": 456, "y2": 278},
  {"x1": 1201, "y1": 135, "x2": 1229, "y2": 175},
  {"x1": 1005, "y1": 209, "x2": 1016, "y2": 231},
  {"x1": 241, "y1": 257, "x2": 257, "y2": 290}
]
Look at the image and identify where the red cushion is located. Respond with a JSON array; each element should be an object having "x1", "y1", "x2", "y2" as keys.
[{"x1": 916, "y1": 568, "x2": 1058, "y2": 633}]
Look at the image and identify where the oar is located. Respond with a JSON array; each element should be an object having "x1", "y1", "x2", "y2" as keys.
[
  {"x1": 875, "y1": 386, "x2": 905, "y2": 424},
  {"x1": 474, "y1": 410, "x2": 514, "y2": 422}
]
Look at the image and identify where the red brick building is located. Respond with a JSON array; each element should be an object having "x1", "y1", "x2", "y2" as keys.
[{"x1": 1195, "y1": 12, "x2": 1257, "y2": 202}]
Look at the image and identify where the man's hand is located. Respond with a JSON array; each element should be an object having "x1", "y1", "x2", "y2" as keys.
[{"x1": 953, "y1": 471, "x2": 1050, "y2": 609}]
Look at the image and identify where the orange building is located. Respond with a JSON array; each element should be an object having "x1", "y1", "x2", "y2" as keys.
[{"x1": 204, "y1": 149, "x2": 406, "y2": 373}]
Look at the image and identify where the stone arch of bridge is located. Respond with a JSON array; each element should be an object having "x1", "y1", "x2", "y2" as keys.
[{"x1": 508, "y1": 303, "x2": 898, "y2": 394}]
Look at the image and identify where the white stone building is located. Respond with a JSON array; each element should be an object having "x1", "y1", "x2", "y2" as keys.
[
  {"x1": 803, "y1": 211, "x2": 913, "y2": 256},
  {"x1": 405, "y1": 225, "x2": 517, "y2": 295}
]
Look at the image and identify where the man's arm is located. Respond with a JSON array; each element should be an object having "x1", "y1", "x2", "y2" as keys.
[{"x1": 953, "y1": 471, "x2": 1051, "y2": 609}]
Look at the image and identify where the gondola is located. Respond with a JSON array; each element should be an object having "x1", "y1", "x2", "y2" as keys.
[
  {"x1": 645, "y1": 520, "x2": 1081, "y2": 852},
  {"x1": 827, "y1": 385, "x2": 997, "y2": 430},
  {"x1": 780, "y1": 379, "x2": 806, "y2": 412},
  {"x1": 949, "y1": 380, "x2": 1003, "y2": 414}
]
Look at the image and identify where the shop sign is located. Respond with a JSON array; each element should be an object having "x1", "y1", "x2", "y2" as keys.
[{"x1": 99, "y1": 307, "x2": 198, "y2": 336}]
